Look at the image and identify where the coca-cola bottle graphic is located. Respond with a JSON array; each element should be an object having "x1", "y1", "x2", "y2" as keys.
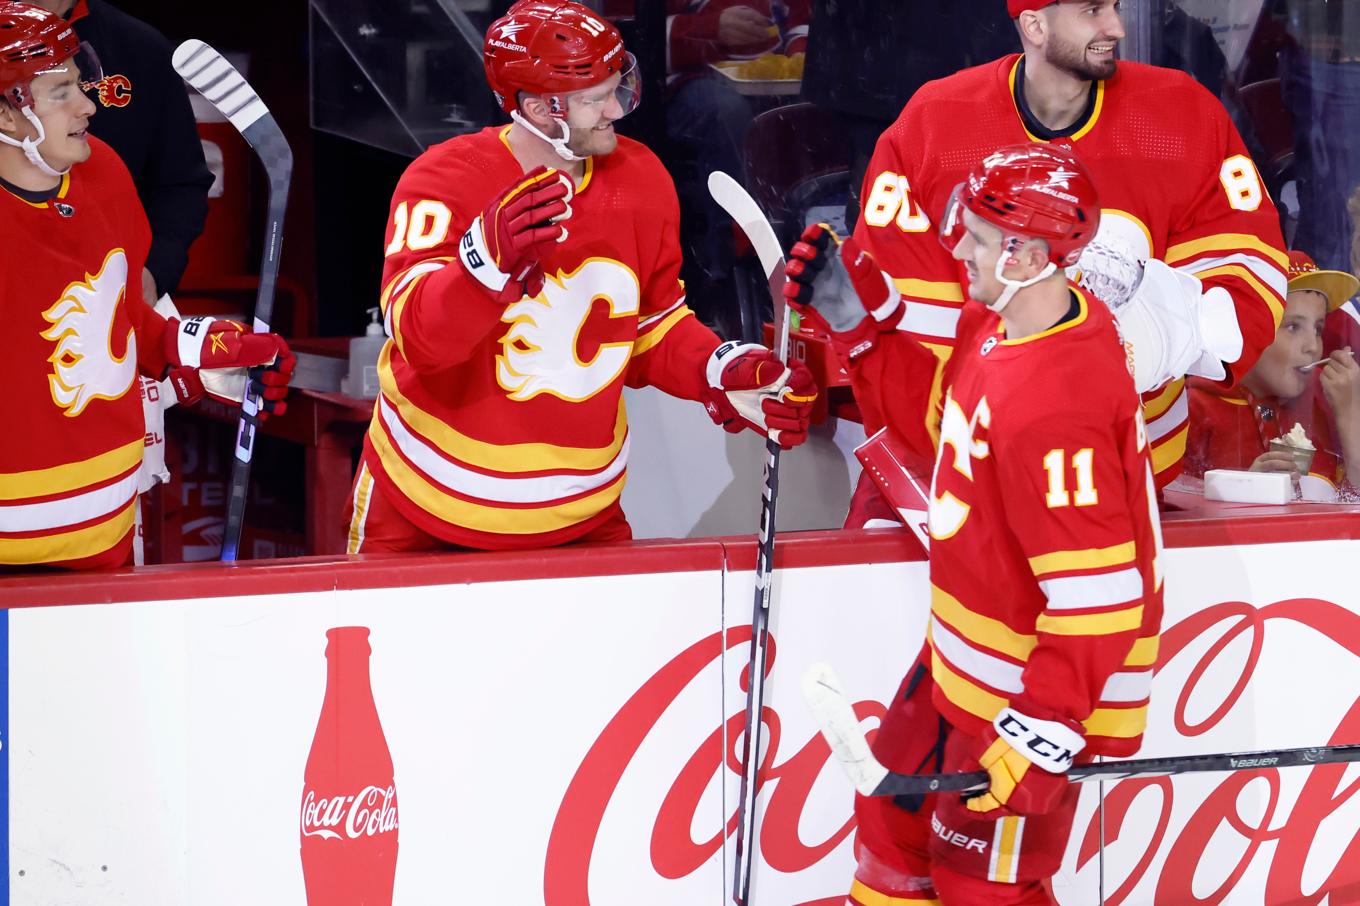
[{"x1": 300, "y1": 627, "x2": 399, "y2": 904}]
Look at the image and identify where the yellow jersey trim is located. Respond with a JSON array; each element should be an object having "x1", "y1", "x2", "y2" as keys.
[
  {"x1": 991, "y1": 817, "x2": 1022, "y2": 882},
  {"x1": 0, "y1": 439, "x2": 142, "y2": 501},
  {"x1": 1101, "y1": 210, "x2": 1155, "y2": 256},
  {"x1": 578, "y1": 154, "x2": 595, "y2": 194},
  {"x1": 921, "y1": 342, "x2": 953, "y2": 447},
  {"x1": 1008, "y1": 58, "x2": 1106, "y2": 143},
  {"x1": 1000, "y1": 292, "x2": 1088, "y2": 346},
  {"x1": 933, "y1": 650, "x2": 1149, "y2": 739},
  {"x1": 495, "y1": 126, "x2": 593, "y2": 192},
  {"x1": 1164, "y1": 233, "x2": 1290, "y2": 270},
  {"x1": 1193, "y1": 263, "x2": 1285, "y2": 326},
  {"x1": 368, "y1": 422, "x2": 627, "y2": 534},
  {"x1": 347, "y1": 462, "x2": 374, "y2": 555},
  {"x1": 1, "y1": 172, "x2": 71, "y2": 209},
  {"x1": 1069, "y1": 79, "x2": 1106, "y2": 142},
  {"x1": 893, "y1": 278, "x2": 965, "y2": 304},
  {"x1": 377, "y1": 343, "x2": 629, "y2": 472},
  {"x1": 1028, "y1": 541, "x2": 1136, "y2": 577},
  {"x1": 1150, "y1": 424, "x2": 1189, "y2": 476},
  {"x1": 932, "y1": 586, "x2": 1036, "y2": 662},
  {"x1": 0, "y1": 499, "x2": 134, "y2": 565},
  {"x1": 848, "y1": 879, "x2": 940, "y2": 906},
  {"x1": 1142, "y1": 379, "x2": 1185, "y2": 420},
  {"x1": 1036, "y1": 605, "x2": 1144, "y2": 637},
  {"x1": 1126, "y1": 635, "x2": 1160, "y2": 668},
  {"x1": 632, "y1": 306, "x2": 694, "y2": 356},
  {"x1": 1084, "y1": 703, "x2": 1148, "y2": 739}
]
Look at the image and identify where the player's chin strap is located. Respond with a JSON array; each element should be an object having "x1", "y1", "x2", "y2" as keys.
[
  {"x1": 0, "y1": 107, "x2": 69, "y2": 179},
  {"x1": 989, "y1": 245, "x2": 1057, "y2": 314},
  {"x1": 510, "y1": 110, "x2": 586, "y2": 162}
]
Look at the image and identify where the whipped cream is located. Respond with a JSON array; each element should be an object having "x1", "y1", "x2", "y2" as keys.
[{"x1": 1283, "y1": 422, "x2": 1315, "y2": 451}]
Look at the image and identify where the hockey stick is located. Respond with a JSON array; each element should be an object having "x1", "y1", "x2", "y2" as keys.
[
  {"x1": 707, "y1": 170, "x2": 790, "y2": 906},
  {"x1": 803, "y1": 662, "x2": 1360, "y2": 797},
  {"x1": 172, "y1": 40, "x2": 294, "y2": 563}
]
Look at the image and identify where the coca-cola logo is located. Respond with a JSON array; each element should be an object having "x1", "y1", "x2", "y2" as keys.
[
  {"x1": 1075, "y1": 598, "x2": 1360, "y2": 904},
  {"x1": 545, "y1": 597, "x2": 1360, "y2": 904},
  {"x1": 545, "y1": 627, "x2": 880, "y2": 906},
  {"x1": 301, "y1": 785, "x2": 399, "y2": 841}
]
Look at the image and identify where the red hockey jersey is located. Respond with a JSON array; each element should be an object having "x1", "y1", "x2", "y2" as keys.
[
  {"x1": 0, "y1": 137, "x2": 171, "y2": 567},
  {"x1": 365, "y1": 126, "x2": 722, "y2": 550},
  {"x1": 1185, "y1": 381, "x2": 1346, "y2": 490},
  {"x1": 854, "y1": 55, "x2": 1288, "y2": 488},
  {"x1": 856, "y1": 289, "x2": 1163, "y2": 756}
]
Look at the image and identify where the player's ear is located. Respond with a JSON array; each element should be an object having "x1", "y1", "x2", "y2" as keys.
[
  {"x1": 1016, "y1": 10, "x2": 1046, "y2": 47},
  {"x1": 518, "y1": 93, "x2": 553, "y2": 128},
  {"x1": 1024, "y1": 240, "x2": 1051, "y2": 276},
  {"x1": 0, "y1": 99, "x2": 19, "y2": 137}
]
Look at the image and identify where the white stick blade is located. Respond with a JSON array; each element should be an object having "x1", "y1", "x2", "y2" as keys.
[
  {"x1": 172, "y1": 40, "x2": 268, "y2": 134},
  {"x1": 707, "y1": 170, "x2": 784, "y2": 281},
  {"x1": 802, "y1": 662, "x2": 888, "y2": 796}
]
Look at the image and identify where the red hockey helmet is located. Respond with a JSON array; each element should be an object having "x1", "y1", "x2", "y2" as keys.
[
  {"x1": 1008, "y1": 0, "x2": 1057, "y2": 16},
  {"x1": 0, "y1": 1, "x2": 100, "y2": 109},
  {"x1": 483, "y1": 0, "x2": 639, "y2": 119},
  {"x1": 940, "y1": 143, "x2": 1100, "y2": 268}
]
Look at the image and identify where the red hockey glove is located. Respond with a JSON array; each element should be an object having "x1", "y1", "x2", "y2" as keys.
[
  {"x1": 783, "y1": 223, "x2": 904, "y2": 361},
  {"x1": 163, "y1": 367, "x2": 205, "y2": 407},
  {"x1": 962, "y1": 707, "x2": 1085, "y2": 819},
  {"x1": 458, "y1": 165, "x2": 571, "y2": 304},
  {"x1": 701, "y1": 341, "x2": 818, "y2": 449},
  {"x1": 166, "y1": 316, "x2": 296, "y2": 418}
]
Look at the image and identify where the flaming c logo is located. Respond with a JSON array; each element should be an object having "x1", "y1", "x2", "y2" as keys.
[
  {"x1": 496, "y1": 258, "x2": 639, "y2": 402},
  {"x1": 40, "y1": 249, "x2": 137, "y2": 417},
  {"x1": 95, "y1": 74, "x2": 131, "y2": 108}
]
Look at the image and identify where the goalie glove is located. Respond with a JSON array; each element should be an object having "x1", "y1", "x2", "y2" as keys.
[
  {"x1": 166, "y1": 316, "x2": 296, "y2": 418},
  {"x1": 784, "y1": 223, "x2": 904, "y2": 361},
  {"x1": 458, "y1": 165, "x2": 572, "y2": 304},
  {"x1": 962, "y1": 707, "x2": 1085, "y2": 819},
  {"x1": 702, "y1": 342, "x2": 818, "y2": 449},
  {"x1": 1071, "y1": 241, "x2": 1244, "y2": 393}
]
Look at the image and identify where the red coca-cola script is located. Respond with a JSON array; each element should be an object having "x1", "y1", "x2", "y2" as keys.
[{"x1": 548, "y1": 598, "x2": 1360, "y2": 904}]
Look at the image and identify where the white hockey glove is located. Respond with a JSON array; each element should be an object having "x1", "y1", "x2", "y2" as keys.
[
  {"x1": 1072, "y1": 241, "x2": 1243, "y2": 393},
  {"x1": 701, "y1": 342, "x2": 818, "y2": 449}
]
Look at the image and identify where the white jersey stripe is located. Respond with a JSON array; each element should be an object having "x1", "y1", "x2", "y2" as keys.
[
  {"x1": 638, "y1": 298, "x2": 686, "y2": 329},
  {"x1": 899, "y1": 301, "x2": 962, "y2": 340},
  {"x1": 378, "y1": 395, "x2": 629, "y2": 504},
  {"x1": 0, "y1": 471, "x2": 138, "y2": 533},
  {"x1": 1040, "y1": 567, "x2": 1145, "y2": 611},
  {"x1": 1180, "y1": 252, "x2": 1288, "y2": 297},
  {"x1": 1099, "y1": 669, "x2": 1154, "y2": 703},
  {"x1": 931, "y1": 620, "x2": 1023, "y2": 694},
  {"x1": 1146, "y1": 387, "x2": 1189, "y2": 443}
]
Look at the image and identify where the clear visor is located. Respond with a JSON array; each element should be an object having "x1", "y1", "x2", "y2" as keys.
[
  {"x1": 28, "y1": 43, "x2": 103, "y2": 108},
  {"x1": 613, "y1": 52, "x2": 641, "y2": 118},
  {"x1": 938, "y1": 182, "x2": 968, "y2": 255},
  {"x1": 543, "y1": 52, "x2": 641, "y2": 121}
]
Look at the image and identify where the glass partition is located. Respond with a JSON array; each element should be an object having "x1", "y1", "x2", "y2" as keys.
[{"x1": 309, "y1": 0, "x2": 1360, "y2": 513}]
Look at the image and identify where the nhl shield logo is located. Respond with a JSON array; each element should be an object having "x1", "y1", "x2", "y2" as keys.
[{"x1": 55, "y1": 203, "x2": 75, "y2": 218}]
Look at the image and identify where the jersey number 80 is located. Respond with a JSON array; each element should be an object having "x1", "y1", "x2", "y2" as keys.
[{"x1": 862, "y1": 171, "x2": 932, "y2": 233}]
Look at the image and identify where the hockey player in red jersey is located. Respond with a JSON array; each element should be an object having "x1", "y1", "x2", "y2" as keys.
[
  {"x1": 785, "y1": 144, "x2": 1163, "y2": 904},
  {"x1": 0, "y1": 1, "x2": 294, "y2": 569},
  {"x1": 345, "y1": 0, "x2": 817, "y2": 554},
  {"x1": 841, "y1": 0, "x2": 1287, "y2": 529}
]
